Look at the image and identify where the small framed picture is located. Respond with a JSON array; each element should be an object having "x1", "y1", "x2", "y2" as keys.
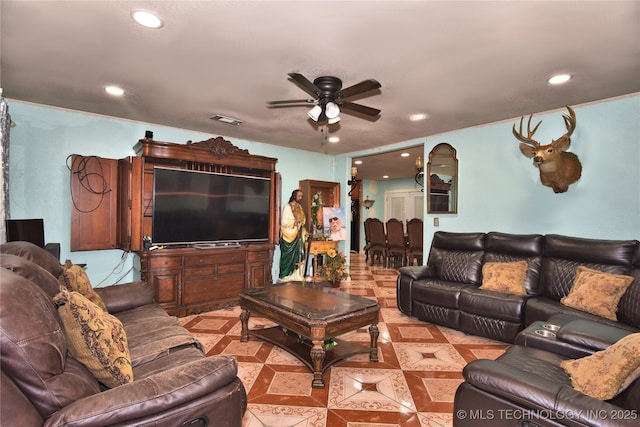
[{"x1": 323, "y1": 207, "x2": 346, "y2": 241}]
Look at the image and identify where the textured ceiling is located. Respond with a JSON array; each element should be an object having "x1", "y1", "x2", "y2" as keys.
[{"x1": 2, "y1": 1, "x2": 639, "y2": 180}]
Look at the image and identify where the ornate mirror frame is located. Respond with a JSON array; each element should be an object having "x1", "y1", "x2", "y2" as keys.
[{"x1": 427, "y1": 143, "x2": 458, "y2": 214}]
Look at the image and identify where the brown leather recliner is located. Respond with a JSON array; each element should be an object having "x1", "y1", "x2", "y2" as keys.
[
  {"x1": 1, "y1": 242, "x2": 246, "y2": 426},
  {"x1": 455, "y1": 243, "x2": 640, "y2": 426}
]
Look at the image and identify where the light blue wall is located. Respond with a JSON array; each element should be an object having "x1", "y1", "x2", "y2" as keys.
[
  {"x1": 6, "y1": 101, "x2": 337, "y2": 285},
  {"x1": 348, "y1": 95, "x2": 640, "y2": 254},
  {"x1": 6, "y1": 95, "x2": 639, "y2": 284}
]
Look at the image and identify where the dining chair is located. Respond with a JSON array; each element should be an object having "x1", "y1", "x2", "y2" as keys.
[
  {"x1": 385, "y1": 218, "x2": 407, "y2": 268},
  {"x1": 406, "y1": 218, "x2": 424, "y2": 265}
]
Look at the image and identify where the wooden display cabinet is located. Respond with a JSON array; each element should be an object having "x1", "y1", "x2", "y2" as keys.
[{"x1": 298, "y1": 180, "x2": 340, "y2": 236}]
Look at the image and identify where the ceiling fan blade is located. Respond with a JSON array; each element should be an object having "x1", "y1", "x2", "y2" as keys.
[
  {"x1": 337, "y1": 79, "x2": 381, "y2": 99},
  {"x1": 287, "y1": 73, "x2": 321, "y2": 97},
  {"x1": 267, "y1": 99, "x2": 317, "y2": 105},
  {"x1": 339, "y1": 101, "x2": 381, "y2": 117}
]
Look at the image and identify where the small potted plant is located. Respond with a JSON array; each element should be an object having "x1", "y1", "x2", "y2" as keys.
[{"x1": 318, "y1": 248, "x2": 349, "y2": 287}]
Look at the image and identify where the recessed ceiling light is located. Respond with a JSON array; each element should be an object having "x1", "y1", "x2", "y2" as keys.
[
  {"x1": 548, "y1": 74, "x2": 572, "y2": 85},
  {"x1": 131, "y1": 10, "x2": 164, "y2": 29},
  {"x1": 104, "y1": 86, "x2": 125, "y2": 96},
  {"x1": 409, "y1": 113, "x2": 429, "y2": 121},
  {"x1": 354, "y1": 160, "x2": 363, "y2": 165},
  {"x1": 400, "y1": 152, "x2": 410, "y2": 157},
  {"x1": 328, "y1": 136, "x2": 340, "y2": 143},
  {"x1": 210, "y1": 114, "x2": 242, "y2": 126},
  {"x1": 382, "y1": 175, "x2": 389, "y2": 179}
]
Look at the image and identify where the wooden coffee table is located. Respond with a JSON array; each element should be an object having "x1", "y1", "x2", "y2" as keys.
[{"x1": 239, "y1": 282, "x2": 380, "y2": 387}]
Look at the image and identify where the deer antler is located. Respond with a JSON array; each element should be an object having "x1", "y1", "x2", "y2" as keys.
[
  {"x1": 512, "y1": 114, "x2": 542, "y2": 147},
  {"x1": 561, "y1": 105, "x2": 576, "y2": 139}
]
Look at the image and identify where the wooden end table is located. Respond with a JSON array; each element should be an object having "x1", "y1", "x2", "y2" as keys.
[{"x1": 239, "y1": 282, "x2": 380, "y2": 387}]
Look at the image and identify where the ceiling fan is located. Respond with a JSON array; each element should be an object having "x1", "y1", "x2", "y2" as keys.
[{"x1": 267, "y1": 73, "x2": 381, "y2": 124}]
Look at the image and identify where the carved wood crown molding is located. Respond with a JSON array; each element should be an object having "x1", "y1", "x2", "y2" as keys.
[{"x1": 186, "y1": 136, "x2": 249, "y2": 158}]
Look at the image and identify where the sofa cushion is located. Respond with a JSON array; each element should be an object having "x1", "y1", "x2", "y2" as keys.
[
  {"x1": 54, "y1": 289, "x2": 133, "y2": 388},
  {"x1": 617, "y1": 246, "x2": 640, "y2": 329},
  {"x1": 561, "y1": 333, "x2": 640, "y2": 400},
  {"x1": 0, "y1": 270, "x2": 100, "y2": 418},
  {"x1": 428, "y1": 231, "x2": 485, "y2": 285},
  {"x1": 412, "y1": 279, "x2": 468, "y2": 309},
  {"x1": 114, "y1": 303, "x2": 204, "y2": 366},
  {"x1": 1, "y1": 253, "x2": 61, "y2": 299},
  {"x1": 460, "y1": 287, "x2": 526, "y2": 323},
  {"x1": 540, "y1": 235, "x2": 637, "y2": 301},
  {"x1": 561, "y1": 266, "x2": 634, "y2": 321},
  {"x1": 484, "y1": 232, "x2": 544, "y2": 294},
  {"x1": 480, "y1": 261, "x2": 528, "y2": 296},
  {"x1": 59, "y1": 261, "x2": 108, "y2": 312},
  {"x1": 0, "y1": 240, "x2": 63, "y2": 277}
]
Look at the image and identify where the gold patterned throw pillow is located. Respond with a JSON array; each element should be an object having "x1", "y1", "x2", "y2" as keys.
[
  {"x1": 59, "y1": 260, "x2": 108, "y2": 312},
  {"x1": 561, "y1": 266, "x2": 634, "y2": 321},
  {"x1": 561, "y1": 333, "x2": 640, "y2": 400},
  {"x1": 54, "y1": 289, "x2": 133, "y2": 388},
  {"x1": 479, "y1": 261, "x2": 528, "y2": 296}
]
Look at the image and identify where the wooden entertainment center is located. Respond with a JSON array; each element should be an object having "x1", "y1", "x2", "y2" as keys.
[{"x1": 70, "y1": 137, "x2": 280, "y2": 316}]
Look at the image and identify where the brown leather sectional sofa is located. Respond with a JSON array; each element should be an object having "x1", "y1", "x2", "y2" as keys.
[
  {"x1": 1, "y1": 241, "x2": 246, "y2": 426},
  {"x1": 397, "y1": 232, "x2": 640, "y2": 427}
]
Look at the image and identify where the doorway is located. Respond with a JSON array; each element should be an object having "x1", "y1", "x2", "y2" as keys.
[{"x1": 385, "y1": 190, "x2": 424, "y2": 222}]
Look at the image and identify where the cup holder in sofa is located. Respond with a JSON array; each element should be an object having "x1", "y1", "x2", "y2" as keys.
[
  {"x1": 542, "y1": 323, "x2": 560, "y2": 332},
  {"x1": 534, "y1": 329, "x2": 556, "y2": 338}
]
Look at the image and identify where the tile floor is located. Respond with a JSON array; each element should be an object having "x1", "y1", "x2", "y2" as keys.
[{"x1": 180, "y1": 254, "x2": 510, "y2": 427}]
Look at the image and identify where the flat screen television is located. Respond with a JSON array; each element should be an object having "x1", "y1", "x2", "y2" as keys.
[{"x1": 152, "y1": 167, "x2": 271, "y2": 246}]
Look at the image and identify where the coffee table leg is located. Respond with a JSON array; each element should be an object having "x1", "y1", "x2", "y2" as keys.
[
  {"x1": 310, "y1": 341, "x2": 326, "y2": 387},
  {"x1": 240, "y1": 308, "x2": 250, "y2": 342},
  {"x1": 369, "y1": 323, "x2": 379, "y2": 362}
]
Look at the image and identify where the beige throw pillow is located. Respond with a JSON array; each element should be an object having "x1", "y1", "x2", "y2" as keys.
[
  {"x1": 561, "y1": 266, "x2": 633, "y2": 321},
  {"x1": 479, "y1": 261, "x2": 528, "y2": 296},
  {"x1": 54, "y1": 290, "x2": 133, "y2": 388},
  {"x1": 561, "y1": 333, "x2": 640, "y2": 400},
  {"x1": 59, "y1": 260, "x2": 108, "y2": 312}
]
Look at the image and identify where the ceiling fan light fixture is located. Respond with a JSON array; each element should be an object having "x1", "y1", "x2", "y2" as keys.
[
  {"x1": 325, "y1": 102, "x2": 340, "y2": 119},
  {"x1": 307, "y1": 105, "x2": 322, "y2": 121},
  {"x1": 327, "y1": 115, "x2": 340, "y2": 124}
]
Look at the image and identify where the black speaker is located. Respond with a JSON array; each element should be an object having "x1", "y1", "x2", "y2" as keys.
[{"x1": 5, "y1": 219, "x2": 45, "y2": 247}]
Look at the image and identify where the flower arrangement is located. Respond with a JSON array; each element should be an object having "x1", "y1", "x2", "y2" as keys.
[{"x1": 318, "y1": 248, "x2": 349, "y2": 283}]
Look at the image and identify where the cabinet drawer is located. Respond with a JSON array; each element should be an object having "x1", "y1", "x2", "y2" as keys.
[
  {"x1": 185, "y1": 263, "x2": 244, "y2": 277},
  {"x1": 183, "y1": 275, "x2": 245, "y2": 304},
  {"x1": 248, "y1": 250, "x2": 271, "y2": 261},
  {"x1": 218, "y1": 263, "x2": 245, "y2": 274},
  {"x1": 185, "y1": 265, "x2": 215, "y2": 277},
  {"x1": 149, "y1": 256, "x2": 182, "y2": 269},
  {"x1": 184, "y1": 252, "x2": 245, "y2": 266}
]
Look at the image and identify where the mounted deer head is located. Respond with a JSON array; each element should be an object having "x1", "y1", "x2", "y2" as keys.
[{"x1": 512, "y1": 105, "x2": 582, "y2": 193}]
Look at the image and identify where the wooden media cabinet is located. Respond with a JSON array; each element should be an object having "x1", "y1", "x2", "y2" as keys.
[{"x1": 70, "y1": 136, "x2": 280, "y2": 315}]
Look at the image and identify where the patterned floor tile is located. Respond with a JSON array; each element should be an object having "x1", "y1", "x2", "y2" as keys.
[
  {"x1": 392, "y1": 343, "x2": 467, "y2": 372},
  {"x1": 183, "y1": 254, "x2": 510, "y2": 426}
]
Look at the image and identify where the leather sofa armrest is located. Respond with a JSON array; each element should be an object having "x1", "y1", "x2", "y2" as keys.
[
  {"x1": 44, "y1": 356, "x2": 240, "y2": 427},
  {"x1": 94, "y1": 281, "x2": 154, "y2": 314},
  {"x1": 463, "y1": 359, "x2": 638, "y2": 427},
  {"x1": 398, "y1": 265, "x2": 434, "y2": 280},
  {"x1": 556, "y1": 319, "x2": 634, "y2": 352}
]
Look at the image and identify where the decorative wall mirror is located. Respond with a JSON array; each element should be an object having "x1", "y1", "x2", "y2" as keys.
[{"x1": 427, "y1": 143, "x2": 458, "y2": 214}]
